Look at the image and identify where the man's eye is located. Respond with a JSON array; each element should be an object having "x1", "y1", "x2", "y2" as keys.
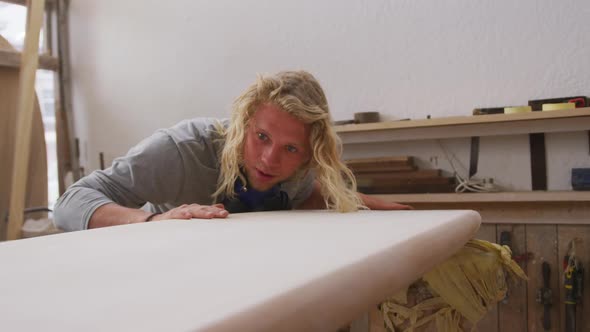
[
  {"x1": 257, "y1": 132, "x2": 268, "y2": 141},
  {"x1": 286, "y1": 145, "x2": 298, "y2": 153}
]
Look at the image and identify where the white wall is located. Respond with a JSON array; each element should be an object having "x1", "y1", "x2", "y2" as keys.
[{"x1": 68, "y1": 0, "x2": 590, "y2": 189}]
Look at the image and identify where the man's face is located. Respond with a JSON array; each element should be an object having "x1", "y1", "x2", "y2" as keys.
[{"x1": 242, "y1": 103, "x2": 312, "y2": 191}]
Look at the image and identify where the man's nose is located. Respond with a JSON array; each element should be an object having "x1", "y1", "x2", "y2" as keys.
[{"x1": 261, "y1": 144, "x2": 281, "y2": 168}]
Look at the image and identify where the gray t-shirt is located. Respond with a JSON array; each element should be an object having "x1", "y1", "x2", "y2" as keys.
[{"x1": 53, "y1": 118, "x2": 315, "y2": 231}]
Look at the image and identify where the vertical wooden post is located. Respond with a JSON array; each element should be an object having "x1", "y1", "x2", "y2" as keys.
[
  {"x1": 56, "y1": 0, "x2": 80, "y2": 184},
  {"x1": 6, "y1": 0, "x2": 46, "y2": 241}
]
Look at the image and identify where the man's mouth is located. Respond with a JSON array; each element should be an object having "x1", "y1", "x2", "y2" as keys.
[{"x1": 255, "y1": 168, "x2": 275, "y2": 179}]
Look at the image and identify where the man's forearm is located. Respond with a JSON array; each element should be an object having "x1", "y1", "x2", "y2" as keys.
[{"x1": 88, "y1": 203, "x2": 152, "y2": 229}]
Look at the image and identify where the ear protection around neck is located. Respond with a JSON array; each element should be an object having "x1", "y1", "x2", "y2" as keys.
[{"x1": 223, "y1": 189, "x2": 291, "y2": 213}]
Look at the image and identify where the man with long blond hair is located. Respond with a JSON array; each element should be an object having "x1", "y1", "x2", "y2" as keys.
[{"x1": 54, "y1": 70, "x2": 410, "y2": 231}]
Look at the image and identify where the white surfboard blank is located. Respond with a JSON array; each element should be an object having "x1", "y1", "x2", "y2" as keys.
[{"x1": 0, "y1": 209, "x2": 480, "y2": 332}]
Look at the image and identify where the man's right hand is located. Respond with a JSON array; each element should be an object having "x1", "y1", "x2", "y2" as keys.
[
  {"x1": 88, "y1": 203, "x2": 229, "y2": 229},
  {"x1": 150, "y1": 203, "x2": 229, "y2": 221}
]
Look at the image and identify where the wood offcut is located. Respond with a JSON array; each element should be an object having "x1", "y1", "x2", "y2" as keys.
[{"x1": 348, "y1": 156, "x2": 456, "y2": 194}]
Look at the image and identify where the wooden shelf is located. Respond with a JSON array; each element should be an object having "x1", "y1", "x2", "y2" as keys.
[
  {"x1": 338, "y1": 109, "x2": 590, "y2": 223},
  {"x1": 335, "y1": 107, "x2": 590, "y2": 144},
  {"x1": 370, "y1": 191, "x2": 590, "y2": 203},
  {"x1": 370, "y1": 191, "x2": 590, "y2": 225},
  {"x1": 0, "y1": 49, "x2": 59, "y2": 71}
]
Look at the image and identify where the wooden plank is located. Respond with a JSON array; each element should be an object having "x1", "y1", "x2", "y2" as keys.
[
  {"x1": 351, "y1": 164, "x2": 417, "y2": 173},
  {"x1": 6, "y1": 0, "x2": 46, "y2": 241},
  {"x1": 474, "y1": 224, "x2": 498, "y2": 332},
  {"x1": 355, "y1": 170, "x2": 441, "y2": 181},
  {"x1": 357, "y1": 176, "x2": 453, "y2": 188},
  {"x1": 526, "y1": 225, "x2": 559, "y2": 332},
  {"x1": 345, "y1": 156, "x2": 412, "y2": 166},
  {"x1": 0, "y1": 49, "x2": 59, "y2": 71},
  {"x1": 346, "y1": 156, "x2": 414, "y2": 174},
  {"x1": 557, "y1": 226, "x2": 590, "y2": 332},
  {"x1": 497, "y1": 224, "x2": 528, "y2": 332},
  {"x1": 358, "y1": 183, "x2": 456, "y2": 194}
]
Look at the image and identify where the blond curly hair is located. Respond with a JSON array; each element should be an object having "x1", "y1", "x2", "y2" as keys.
[{"x1": 213, "y1": 70, "x2": 363, "y2": 212}]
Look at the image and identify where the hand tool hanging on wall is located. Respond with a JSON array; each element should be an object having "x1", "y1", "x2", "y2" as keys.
[
  {"x1": 499, "y1": 231, "x2": 533, "y2": 305},
  {"x1": 499, "y1": 231, "x2": 534, "y2": 263},
  {"x1": 536, "y1": 261, "x2": 552, "y2": 331},
  {"x1": 563, "y1": 240, "x2": 584, "y2": 332}
]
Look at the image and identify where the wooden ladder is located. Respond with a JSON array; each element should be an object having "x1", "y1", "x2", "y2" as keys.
[{"x1": 1, "y1": 0, "x2": 78, "y2": 240}]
